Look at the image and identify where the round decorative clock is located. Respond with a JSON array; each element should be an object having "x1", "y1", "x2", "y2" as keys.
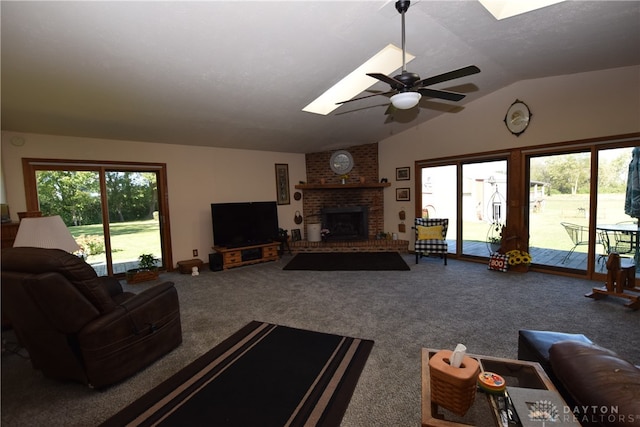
[
  {"x1": 329, "y1": 150, "x2": 354, "y2": 175},
  {"x1": 504, "y1": 100, "x2": 531, "y2": 136}
]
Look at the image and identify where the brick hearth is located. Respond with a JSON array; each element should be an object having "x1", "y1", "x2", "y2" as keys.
[{"x1": 290, "y1": 239, "x2": 409, "y2": 253}]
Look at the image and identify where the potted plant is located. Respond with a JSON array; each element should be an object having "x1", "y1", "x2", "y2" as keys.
[
  {"x1": 487, "y1": 221, "x2": 504, "y2": 253},
  {"x1": 126, "y1": 253, "x2": 160, "y2": 284}
]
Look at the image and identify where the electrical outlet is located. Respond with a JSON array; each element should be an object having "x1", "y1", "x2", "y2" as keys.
[{"x1": 193, "y1": 249, "x2": 198, "y2": 257}]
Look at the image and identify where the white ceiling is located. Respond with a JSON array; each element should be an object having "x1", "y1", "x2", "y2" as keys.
[{"x1": 2, "y1": 1, "x2": 639, "y2": 154}]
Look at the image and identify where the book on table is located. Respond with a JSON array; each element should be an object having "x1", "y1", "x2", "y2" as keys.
[{"x1": 506, "y1": 386, "x2": 580, "y2": 426}]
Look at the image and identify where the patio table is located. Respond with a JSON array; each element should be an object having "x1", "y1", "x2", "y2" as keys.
[{"x1": 596, "y1": 223, "x2": 639, "y2": 265}]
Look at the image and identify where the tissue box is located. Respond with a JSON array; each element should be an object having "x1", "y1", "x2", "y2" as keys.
[{"x1": 429, "y1": 349, "x2": 480, "y2": 416}]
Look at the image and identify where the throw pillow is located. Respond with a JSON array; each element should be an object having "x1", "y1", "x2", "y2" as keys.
[
  {"x1": 417, "y1": 225, "x2": 443, "y2": 240},
  {"x1": 488, "y1": 253, "x2": 508, "y2": 272}
]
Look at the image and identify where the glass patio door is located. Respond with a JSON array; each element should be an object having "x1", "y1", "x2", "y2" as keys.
[
  {"x1": 461, "y1": 160, "x2": 507, "y2": 258},
  {"x1": 24, "y1": 159, "x2": 171, "y2": 276},
  {"x1": 528, "y1": 151, "x2": 592, "y2": 271},
  {"x1": 418, "y1": 159, "x2": 507, "y2": 257},
  {"x1": 420, "y1": 165, "x2": 457, "y2": 251},
  {"x1": 594, "y1": 147, "x2": 637, "y2": 277},
  {"x1": 105, "y1": 171, "x2": 163, "y2": 275}
]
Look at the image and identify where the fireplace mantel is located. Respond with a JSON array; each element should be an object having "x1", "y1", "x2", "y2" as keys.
[{"x1": 295, "y1": 183, "x2": 390, "y2": 190}]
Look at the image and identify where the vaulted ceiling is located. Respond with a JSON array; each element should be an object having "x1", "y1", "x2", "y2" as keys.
[{"x1": 2, "y1": 1, "x2": 639, "y2": 153}]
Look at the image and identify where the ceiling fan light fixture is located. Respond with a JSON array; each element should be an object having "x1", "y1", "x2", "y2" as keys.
[{"x1": 390, "y1": 91, "x2": 421, "y2": 109}]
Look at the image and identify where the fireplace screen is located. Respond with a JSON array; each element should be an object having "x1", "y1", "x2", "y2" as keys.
[{"x1": 321, "y1": 206, "x2": 368, "y2": 240}]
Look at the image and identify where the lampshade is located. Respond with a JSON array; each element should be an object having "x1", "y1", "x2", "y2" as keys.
[
  {"x1": 13, "y1": 215, "x2": 81, "y2": 253},
  {"x1": 390, "y1": 91, "x2": 421, "y2": 110}
]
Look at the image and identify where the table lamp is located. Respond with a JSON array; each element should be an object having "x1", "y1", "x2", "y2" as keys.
[{"x1": 13, "y1": 215, "x2": 81, "y2": 253}]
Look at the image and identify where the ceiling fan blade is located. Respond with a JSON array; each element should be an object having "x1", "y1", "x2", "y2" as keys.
[
  {"x1": 336, "y1": 89, "x2": 396, "y2": 105},
  {"x1": 367, "y1": 73, "x2": 405, "y2": 88},
  {"x1": 415, "y1": 65, "x2": 481, "y2": 88},
  {"x1": 417, "y1": 88, "x2": 466, "y2": 102},
  {"x1": 384, "y1": 103, "x2": 396, "y2": 115}
]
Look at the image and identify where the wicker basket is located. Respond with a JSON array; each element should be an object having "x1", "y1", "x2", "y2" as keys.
[{"x1": 428, "y1": 350, "x2": 480, "y2": 416}]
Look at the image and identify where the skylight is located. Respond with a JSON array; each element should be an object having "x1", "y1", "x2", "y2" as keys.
[
  {"x1": 479, "y1": 0, "x2": 566, "y2": 20},
  {"x1": 303, "y1": 44, "x2": 415, "y2": 116}
]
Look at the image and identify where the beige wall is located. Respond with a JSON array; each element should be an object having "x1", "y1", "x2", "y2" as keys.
[
  {"x1": 379, "y1": 65, "x2": 640, "y2": 241},
  {"x1": 2, "y1": 65, "x2": 638, "y2": 264},
  {"x1": 0, "y1": 133, "x2": 306, "y2": 264}
]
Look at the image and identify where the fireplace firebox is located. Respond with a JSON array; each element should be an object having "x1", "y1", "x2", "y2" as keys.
[{"x1": 321, "y1": 206, "x2": 368, "y2": 240}]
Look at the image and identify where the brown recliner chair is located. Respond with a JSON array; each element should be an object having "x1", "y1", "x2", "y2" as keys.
[{"x1": 1, "y1": 247, "x2": 182, "y2": 389}]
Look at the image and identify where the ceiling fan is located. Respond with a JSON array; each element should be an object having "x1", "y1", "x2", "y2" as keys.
[{"x1": 337, "y1": 0, "x2": 480, "y2": 110}]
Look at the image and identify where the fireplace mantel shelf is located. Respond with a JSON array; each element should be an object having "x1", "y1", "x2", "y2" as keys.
[{"x1": 295, "y1": 183, "x2": 391, "y2": 190}]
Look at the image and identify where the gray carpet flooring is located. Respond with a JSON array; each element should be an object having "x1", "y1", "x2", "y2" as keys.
[{"x1": 2, "y1": 254, "x2": 638, "y2": 426}]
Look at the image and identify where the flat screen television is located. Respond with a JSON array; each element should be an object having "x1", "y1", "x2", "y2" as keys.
[{"x1": 211, "y1": 201, "x2": 279, "y2": 248}]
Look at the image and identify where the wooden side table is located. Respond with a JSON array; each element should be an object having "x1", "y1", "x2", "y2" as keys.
[
  {"x1": 421, "y1": 348, "x2": 565, "y2": 427},
  {"x1": 1, "y1": 222, "x2": 20, "y2": 249}
]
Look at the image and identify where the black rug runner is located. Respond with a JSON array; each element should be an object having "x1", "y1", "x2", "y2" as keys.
[
  {"x1": 283, "y1": 251, "x2": 410, "y2": 271},
  {"x1": 101, "y1": 321, "x2": 374, "y2": 427}
]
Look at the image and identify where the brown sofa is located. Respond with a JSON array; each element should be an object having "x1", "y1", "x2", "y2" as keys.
[
  {"x1": 1, "y1": 247, "x2": 182, "y2": 389},
  {"x1": 518, "y1": 330, "x2": 640, "y2": 426}
]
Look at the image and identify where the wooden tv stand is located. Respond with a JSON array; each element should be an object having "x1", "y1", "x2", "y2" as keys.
[{"x1": 213, "y1": 241, "x2": 280, "y2": 270}]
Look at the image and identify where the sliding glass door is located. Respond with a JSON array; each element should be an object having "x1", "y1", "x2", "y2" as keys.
[
  {"x1": 418, "y1": 159, "x2": 508, "y2": 257},
  {"x1": 24, "y1": 159, "x2": 171, "y2": 276},
  {"x1": 415, "y1": 138, "x2": 638, "y2": 280},
  {"x1": 527, "y1": 147, "x2": 637, "y2": 277}
]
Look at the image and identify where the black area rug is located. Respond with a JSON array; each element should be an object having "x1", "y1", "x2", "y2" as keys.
[
  {"x1": 283, "y1": 251, "x2": 410, "y2": 271},
  {"x1": 100, "y1": 321, "x2": 374, "y2": 427}
]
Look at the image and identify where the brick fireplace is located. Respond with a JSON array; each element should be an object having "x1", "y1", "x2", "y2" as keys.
[
  {"x1": 300, "y1": 143, "x2": 383, "y2": 236},
  {"x1": 290, "y1": 142, "x2": 409, "y2": 253}
]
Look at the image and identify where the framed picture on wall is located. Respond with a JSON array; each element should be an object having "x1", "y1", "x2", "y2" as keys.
[
  {"x1": 275, "y1": 163, "x2": 290, "y2": 205},
  {"x1": 396, "y1": 187, "x2": 410, "y2": 201},
  {"x1": 396, "y1": 167, "x2": 410, "y2": 181},
  {"x1": 291, "y1": 228, "x2": 301, "y2": 242}
]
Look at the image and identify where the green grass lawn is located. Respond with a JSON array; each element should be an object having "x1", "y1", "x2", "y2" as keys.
[
  {"x1": 459, "y1": 193, "x2": 633, "y2": 254},
  {"x1": 70, "y1": 219, "x2": 161, "y2": 265}
]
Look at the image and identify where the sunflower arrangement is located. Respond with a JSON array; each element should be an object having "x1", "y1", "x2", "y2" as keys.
[{"x1": 505, "y1": 249, "x2": 532, "y2": 266}]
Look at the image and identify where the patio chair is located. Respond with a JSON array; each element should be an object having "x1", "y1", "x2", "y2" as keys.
[
  {"x1": 560, "y1": 222, "x2": 589, "y2": 264},
  {"x1": 613, "y1": 221, "x2": 636, "y2": 255},
  {"x1": 597, "y1": 229, "x2": 613, "y2": 271},
  {"x1": 414, "y1": 218, "x2": 448, "y2": 265},
  {"x1": 596, "y1": 229, "x2": 634, "y2": 272}
]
